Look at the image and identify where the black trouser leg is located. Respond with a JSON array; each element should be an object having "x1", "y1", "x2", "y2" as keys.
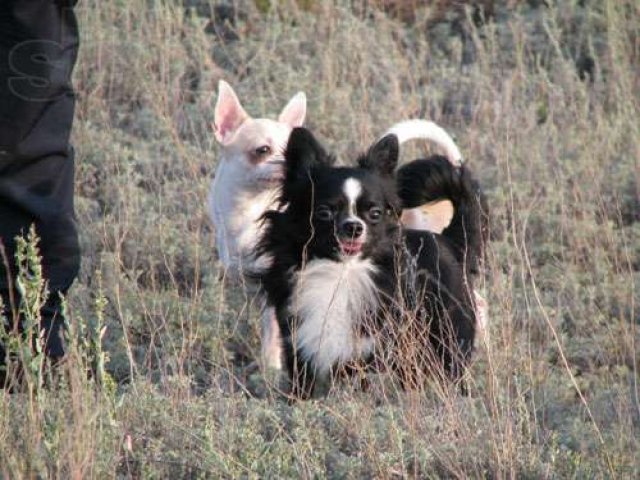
[{"x1": 0, "y1": 0, "x2": 80, "y2": 385}]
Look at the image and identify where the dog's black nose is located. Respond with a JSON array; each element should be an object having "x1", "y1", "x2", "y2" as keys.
[{"x1": 341, "y1": 220, "x2": 364, "y2": 238}]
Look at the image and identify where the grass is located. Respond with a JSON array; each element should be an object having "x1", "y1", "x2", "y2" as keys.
[{"x1": 1, "y1": 0, "x2": 638, "y2": 477}]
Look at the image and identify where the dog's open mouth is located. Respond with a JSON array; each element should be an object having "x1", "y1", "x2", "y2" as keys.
[
  {"x1": 259, "y1": 172, "x2": 284, "y2": 184},
  {"x1": 259, "y1": 177, "x2": 282, "y2": 185},
  {"x1": 259, "y1": 161, "x2": 285, "y2": 184},
  {"x1": 339, "y1": 239, "x2": 364, "y2": 256},
  {"x1": 259, "y1": 170, "x2": 285, "y2": 185}
]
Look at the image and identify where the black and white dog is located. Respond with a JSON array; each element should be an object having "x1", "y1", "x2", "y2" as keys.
[{"x1": 257, "y1": 128, "x2": 486, "y2": 398}]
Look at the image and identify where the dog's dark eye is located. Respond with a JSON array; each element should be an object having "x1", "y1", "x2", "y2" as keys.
[
  {"x1": 315, "y1": 205, "x2": 334, "y2": 222},
  {"x1": 255, "y1": 145, "x2": 271, "y2": 156},
  {"x1": 367, "y1": 207, "x2": 383, "y2": 222}
]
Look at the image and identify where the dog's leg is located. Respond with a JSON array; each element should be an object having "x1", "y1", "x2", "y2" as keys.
[
  {"x1": 290, "y1": 356, "x2": 317, "y2": 400},
  {"x1": 474, "y1": 290, "x2": 489, "y2": 342},
  {"x1": 260, "y1": 306, "x2": 283, "y2": 370}
]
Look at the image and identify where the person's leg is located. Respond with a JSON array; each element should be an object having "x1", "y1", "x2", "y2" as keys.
[{"x1": 0, "y1": 0, "x2": 80, "y2": 385}]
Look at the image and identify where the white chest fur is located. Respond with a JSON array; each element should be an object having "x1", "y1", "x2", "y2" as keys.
[
  {"x1": 289, "y1": 257, "x2": 379, "y2": 374},
  {"x1": 208, "y1": 164, "x2": 278, "y2": 277}
]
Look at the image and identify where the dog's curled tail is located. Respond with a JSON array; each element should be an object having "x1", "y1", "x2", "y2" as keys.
[
  {"x1": 383, "y1": 119, "x2": 463, "y2": 166},
  {"x1": 397, "y1": 156, "x2": 488, "y2": 274}
]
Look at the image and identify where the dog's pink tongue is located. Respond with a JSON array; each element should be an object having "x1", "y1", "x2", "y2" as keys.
[{"x1": 340, "y1": 240, "x2": 363, "y2": 256}]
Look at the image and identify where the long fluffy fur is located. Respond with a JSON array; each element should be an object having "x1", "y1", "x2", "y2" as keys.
[
  {"x1": 258, "y1": 128, "x2": 485, "y2": 398},
  {"x1": 396, "y1": 156, "x2": 489, "y2": 275}
]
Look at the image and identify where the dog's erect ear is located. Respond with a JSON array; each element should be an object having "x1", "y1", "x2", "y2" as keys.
[
  {"x1": 361, "y1": 134, "x2": 399, "y2": 176},
  {"x1": 278, "y1": 92, "x2": 307, "y2": 127},
  {"x1": 214, "y1": 80, "x2": 249, "y2": 144},
  {"x1": 284, "y1": 127, "x2": 329, "y2": 181}
]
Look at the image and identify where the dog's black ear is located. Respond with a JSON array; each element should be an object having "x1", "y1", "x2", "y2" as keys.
[
  {"x1": 284, "y1": 127, "x2": 330, "y2": 182},
  {"x1": 360, "y1": 134, "x2": 399, "y2": 176}
]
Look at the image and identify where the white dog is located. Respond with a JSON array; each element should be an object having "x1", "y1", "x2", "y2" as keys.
[{"x1": 208, "y1": 80, "x2": 306, "y2": 370}]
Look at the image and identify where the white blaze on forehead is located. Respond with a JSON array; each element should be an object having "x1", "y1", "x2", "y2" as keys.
[{"x1": 343, "y1": 177, "x2": 362, "y2": 215}]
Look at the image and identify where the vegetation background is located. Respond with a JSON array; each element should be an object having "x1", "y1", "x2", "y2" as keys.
[{"x1": 1, "y1": 0, "x2": 638, "y2": 477}]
